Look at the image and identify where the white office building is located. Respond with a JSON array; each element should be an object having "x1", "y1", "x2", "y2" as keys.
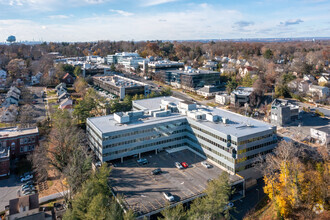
[{"x1": 87, "y1": 97, "x2": 277, "y2": 179}]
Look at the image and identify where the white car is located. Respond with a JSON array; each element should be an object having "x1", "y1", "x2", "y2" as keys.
[
  {"x1": 175, "y1": 162, "x2": 183, "y2": 169},
  {"x1": 163, "y1": 192, "x2": 175, "y2": 202},
  {"x1": 201, "y1": 161, "x2": 211, "y2": 168},
  {"x1": 20, "y1": 175, "x2": 33, "y2": 182}
]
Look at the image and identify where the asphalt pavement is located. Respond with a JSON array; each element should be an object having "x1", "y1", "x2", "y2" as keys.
[{"x1": 0, "y1": 175, "x2": 21, "y2": 212}]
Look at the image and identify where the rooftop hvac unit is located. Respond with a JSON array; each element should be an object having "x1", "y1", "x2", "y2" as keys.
[{"x1": 222, "y1": 117, "x2": 228, "y2": 124}]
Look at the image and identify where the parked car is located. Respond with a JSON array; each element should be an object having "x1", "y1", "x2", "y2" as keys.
[
  {"x1": 181, "y1": 162, "x2": 188, "y2": 168},
  {"x1": 137, "y1": 158, "x2": 148, "y2": 165},
  {"x1": 201, "y1": 161, "x2": 211, "y2": 168},
  {"x1": 22, "y1": 186, "x2": 36, "y2": 193},
  {"x1": 20, "y1": 174, "x2": 33, "y2": 182},
  {"x1": 175, "y1": 162, "x2": 183, "y2": 169},
  {"x1": 23, "y1": 190, "x2": 36, "y2": 196},
  {"x1": 21, "y1": 184, "x2": 34, "y2": 190},
  {"x1": 163, "y1": 192, "x2": 175, "y2": 202},
  {"x1": 151, "y1": 168, "x2": 162, "y2": 175}
]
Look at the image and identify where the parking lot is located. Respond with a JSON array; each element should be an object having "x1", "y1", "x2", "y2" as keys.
[
  {"x1": 111, "y1": 149, "x2": 242, "y2": 217},
  {"x1": 0, "y1": 175, "x2": 21, "y2": 211}
]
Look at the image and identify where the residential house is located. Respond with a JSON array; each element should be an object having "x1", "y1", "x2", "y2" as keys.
[
  {"x1": 62, "y1": 73, "x2": 75, "y2": 84},
  {"x1": 310, "y1": 126, "x2": 330, "y2": 146},
  {"x1": 303, "y1": 74, "x2": 315, "y2": 82},
  {"x1": 0, "y1": 105, "x2": 18, "y2": 123},
  {"x1": 2, "y1": 86, "x2": 21, "y2": 107},
  {"x1": 5, "y1": 193, "x2": 52, "y2": 220},
  {"x1": 59, "y1": 98, "x2": 73, "y2": 110},
  {"x1": 58, "y1": 92, "x2": 70, "y2": 102},
  {"x1": 215, "y1": 94, "x2": 230, "y2": 105},
  {"x1": 0, "y1": 69, "x2": 7, "y2": 87},
  {"x1": 31, "y1": 72, "x2": 43, "y2": 85},
  {"x1": 0, "y1": 144, "x2": 10, "y2": 178},
  {"x1": 55, "y1": 83, "x2": 67, "y2": 96},
  {"x1": 318, "y1": 76, "x2": 329, "y2": 86},
  {"x1": 309, "y1": 85, "x2": 329, "y2": 98},
  {"x1": 201, "y1": 60, "x2": 218, "y2": 71},
  {"x1": 299, "y1": 80, "x2": 311, "y2": 93},
  {"x1": 196, "y1": 85, "x2": 221, "y2": 98},
  {"x1": 239, "y1": 66, "x2": 257, "y2": 77}
]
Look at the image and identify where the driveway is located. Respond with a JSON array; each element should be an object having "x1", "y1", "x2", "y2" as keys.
[{"x1": 0, "y1": 175, "x2": 21, "y2": 212}]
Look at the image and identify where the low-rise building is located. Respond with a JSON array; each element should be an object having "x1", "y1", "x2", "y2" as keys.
[
  {"x1": 318, "y1": 76, "x2": 329, "y2": 86},
  {"x1": 93, "y1": 75, "x2": 149, "y2": 100},
  {"x1": 59, "y1": 98, "x2": 73, "y2": 110},
  {"x1": 0, "y1": 127, "x2": 39, "y2": 177},
  {"x1": 157, "y1": 66, "x2": 220, "y2": 90},
  {"x1": 196, "y1": 85, "x2": 221, "y2": 98},
  {"x1": 0, "y1": 105, "x2": 18, "y2": 123},
  {"x1": 230, "y1": 87, "x2": 254, "y2": 107},
  {"x1": 0, "y1": 69, "x2": 7, "y2": 87},
  {"x1": 142, "y1": 60, "x2": 184, "y2": 73},
  {"x1": 2, "y1": 86, "x2": 21, "y2": 107},
  {"x1": 309, "y1": 85, "x2": 329, "y2": 98},
  {"x1": 62, "y1": 73, "x2": 75, "y2": 84},
  {"x1": 310, "y1": 126, "x2": 330, "y2": 146},
  {"x1": 87, "y1": 96, "x2": 277, "y2": 180},
  {"x1": 270, "y1": 99, "x2": 299, "y2": 126},
  {"x1": 215, "y1": 94, "x2": 230, "y2": 105}
]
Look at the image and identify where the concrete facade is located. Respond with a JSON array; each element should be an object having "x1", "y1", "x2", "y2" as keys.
[
  {"x1": 87, "y1": 97, "x2": 277, "y2": 179},
  {"x1": 270, "y1": 99, "x2": 299, "y2": 126}
]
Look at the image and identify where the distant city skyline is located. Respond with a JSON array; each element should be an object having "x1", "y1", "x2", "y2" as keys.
[{"x1": 0, "y1": 0, "x2": 329, "y2": 42}]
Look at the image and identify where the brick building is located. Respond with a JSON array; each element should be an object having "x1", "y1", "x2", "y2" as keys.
[{"x1": 0, "y1": 127, "x2": 39, "y2": 178}]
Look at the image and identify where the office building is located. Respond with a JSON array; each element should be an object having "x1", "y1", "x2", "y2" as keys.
[
  {"x1": 230, "y1": 87, "x2": 254, "y2": 107},
  {"x1": 156, "y1": 66, "x2": 220, "y2": 90},
  {"x1": 143, "y1": 60, "x2": 184, "y2": 73},
  {"x1": 87, "y1": 96, "x2": 277, "y2": 179},
  {"x1": 270, "y1": 99, "x2": 299, "y2": 126},
  {"x1": 93, "y1": 75, "x2": 149, "y2": 100}
]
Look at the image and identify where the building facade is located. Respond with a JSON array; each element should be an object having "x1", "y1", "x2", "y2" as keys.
[
  {"x1": 0, "y1": 127, "x2": 39, "y2": 178},
  {"x1": 156, "y1": 67, "x2": 220, "y2": 90},
  {"x1": 270, "y1": 99, "x2": 299, "y2": 127},
  {"x1": 93, "y1": 75, "x2": 149, "y2": 100},
  {"x1": 87, "y1": 97, "x2": 277, "y2": 179}
]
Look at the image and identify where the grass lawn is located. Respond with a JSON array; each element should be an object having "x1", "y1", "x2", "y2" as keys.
[
  {"x1": 47, "y1": 90, "x2": 57, "y2": 97},
  {"x1": 53, "y1": 104, "x2": 59, "y2": 109},
  {"x1": 0, "y1": 122, "x2": 9, "y2": 128},
  {"x1": 48, "y1": 99, "x2": 57, "y2": 104},
  {"x1": 206, "y1": 102, "x2": 218, "y2": 107}
]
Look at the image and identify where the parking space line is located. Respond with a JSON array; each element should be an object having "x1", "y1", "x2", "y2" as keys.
[
  {"x1": 156, "y1": 199, "x2": 163, "y2": 207},
  {"x1": 192, "y1": 185, "x2": 201, "y2": 194},
  {"x1": 149, "y1": 201, "x2": 156, "y2": 210},
  {"x1": 162, "y1": 197, "x2": 168, "y2": 203},
  {"x1": 141, "y1": 203, "x2": 149, "y2": 213},
  {"x1": 181, "y1": 190, "x2": 189, "y2": 198},
  {"x1": 199, "y1": 184, "x2": 206, "y2": 191},
  {"x1": 187, "y1": 188, "x2": 195, "y2": 195}
]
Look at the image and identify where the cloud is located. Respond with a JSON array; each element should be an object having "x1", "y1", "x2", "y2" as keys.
[
  {"x1": 158, "y1": 19, "x2": 167, "y2": 22},
  {"x1": 232, "y1": 21, "x2": 254, "y2": 32},
  {"x1": 143, "y1": 0, "x2": 179, "y2": 7},
  {"x1": 48, "y1": 15, "x2": 72, "y2": 19},
  {"x1": 280, "y1": 19, "x2": 304, "y2": 26},
  {"x1": 109, "y1": 9, "x2": 134, "y2": 16},
  {"x1": 233, "y1": 21, "x2": 254, "y2": 28}
]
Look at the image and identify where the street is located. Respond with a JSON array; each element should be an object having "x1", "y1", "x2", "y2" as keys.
[
  {"x1": 297, "y1": 101, "x2": 330, "y2": 117},
  {"x1": 231, "y1": 179, "x2": 266, "y2": 220}
]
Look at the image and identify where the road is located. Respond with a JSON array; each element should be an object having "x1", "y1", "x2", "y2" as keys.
[
  {"x1": 231, "y1": 179, "x2": 266, "y2": 220},
  {"x1": 0, "y1": 175, "x2": 21, "y2": 212},
  {"x1": 296, "y1": 101, "x2": 330, "y2": 117}
]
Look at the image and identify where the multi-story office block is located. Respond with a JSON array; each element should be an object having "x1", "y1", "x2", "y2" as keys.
[
  {"x1": 93, "y1": 75, "x2": 149, "y2": 100},
  {"x1": 270, "y1": 99, "x2": 299, "y2": 126},
  {"x1": 87, "y1": 97, "x2": 277, "y2": 179}
]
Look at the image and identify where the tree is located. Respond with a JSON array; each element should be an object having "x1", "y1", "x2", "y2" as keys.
[
  {"x1": 73, "y1": 88, "x2": 103, "y2": 123},
  {"x1": 73, "y1": 77, "x2": 88, "y2": 95},
  {"x1": 73, "y1": 66, "x2": 82, "y2": 77},
  {"x1": 263, "y1": 49, "x2": 273, "y2": 59},
  {"x1": 63, "y1": 164, "x2": 125, "y2": 220},
  {"x1": 7, "y1": 58, "x2": 29, "y2": 79},
  {"x1": 159, "y1": 203, "x2": 185, "y2": 220},
  {"x1": 48, "y1": 110, "x2": 84, "y2": 173},
  {"x1": 63, "y1": 145, "x2": 92, "y2": 201}
]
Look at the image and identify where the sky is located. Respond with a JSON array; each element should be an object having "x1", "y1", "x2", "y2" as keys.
[{"x1": 0, "y1": 0, "x2": 329, "y2": 42}]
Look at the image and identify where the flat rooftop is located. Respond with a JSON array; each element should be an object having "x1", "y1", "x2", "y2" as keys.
[
  {"x1": 0, "y1": 127, "x2": 38, "y2": 139},
  {"x1": 111, "y1": 149, "x2": 243, "y2": 217},
  {"x1": 93, "y1": 75, "x2": 146, "y2": 88}
]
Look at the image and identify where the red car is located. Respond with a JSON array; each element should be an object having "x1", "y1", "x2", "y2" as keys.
[{"x1": 181, "y1": 162, "x2": 188, "y2": 168}]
